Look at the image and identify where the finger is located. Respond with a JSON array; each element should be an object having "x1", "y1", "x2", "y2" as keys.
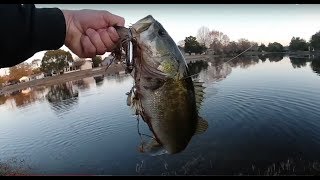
[
  {"x1": 86, "y1": 28, "x2": 107, "y2": 55},
  {"x1": 80, "y1": 35, "x2": 96, "y2": 58},
  {"x1": 107, "y1": 26, "x2": 120, "y2": 42},
  {"x1": 97, "y1": 29, "x2": 117, "y2": 52},
  {"x1": 102, "y1": 12, "x2": 125, "y2": 27}
]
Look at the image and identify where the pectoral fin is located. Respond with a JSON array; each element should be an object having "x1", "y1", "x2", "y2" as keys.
[
  {"x1": 140, "y1": 138, "x2": 168, "y2": 156},
  {"x1": 126, "y1": 90, "x2": 133, "y2": 106}
]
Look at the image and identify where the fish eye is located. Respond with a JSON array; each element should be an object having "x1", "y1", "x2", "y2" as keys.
[{"x1": 158, "y1": 29, "x2": 166, "y2": 36}]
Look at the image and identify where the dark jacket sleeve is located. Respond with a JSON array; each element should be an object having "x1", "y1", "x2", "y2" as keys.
[{"x1": 0, "y1": 4, "x2": 66, "y2": 68}]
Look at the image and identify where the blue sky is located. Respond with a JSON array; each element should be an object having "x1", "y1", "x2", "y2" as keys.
[{"x1": 1, "y1": 4, "x2": 320, "y2": 75}]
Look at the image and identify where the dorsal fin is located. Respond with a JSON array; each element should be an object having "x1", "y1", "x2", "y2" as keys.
[
  {"x1": 193, "y1": 80, "x2": 205, "y2": 110},
  {"x1": 194, "y1": 116, "x2": 209, "y2": 135}
]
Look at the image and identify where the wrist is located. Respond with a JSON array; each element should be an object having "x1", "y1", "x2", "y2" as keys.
[{"x1": 62, "y1": 10, "x2": 74, "y2": 46}]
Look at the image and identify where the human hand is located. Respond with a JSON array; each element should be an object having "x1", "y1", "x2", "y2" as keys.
[{"x1": 62, "y1": 9, "x2": 125, "y2": 58}]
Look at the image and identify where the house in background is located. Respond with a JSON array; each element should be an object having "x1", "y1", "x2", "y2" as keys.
[
  {"x1": 80, "y1": 60, "x2": 93, "y2": 70},
  {"x1": 64, "y1": 59, "x2": 93, "y2": 73},
  {"x1": 29, "y1": 73, "x2": 44, "y2": 80},
  {"x1": 19, "y1": 73, "x2": 44, "y2": 83},
  {"x1": 19, "y1": 76, "x2": 30, "y2": 83}
]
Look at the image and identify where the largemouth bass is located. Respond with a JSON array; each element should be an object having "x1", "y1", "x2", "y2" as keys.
[{"x1": 116, "y1": 15, "x2": 208, "y2": 155}]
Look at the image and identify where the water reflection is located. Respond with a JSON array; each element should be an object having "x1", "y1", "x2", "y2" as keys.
[
  {"x1": 228, "y1": 55, "x2": 260, "y2": 68},
  {"x1": 12, "y1": 88, "x2": 46, "y2": 107},
  {"x1": 1, "y1": 55, "x2": 319, "y2": 111},
  {"x1": 258, "y1": 54, "x2": 267, "y2": 62},
  {"x1": 185, "y1": 53, "x2": 320, "y2": 87},
  {"x1": 105, "y1": 74, "x2": 129, "y2": 83},
  {"x1": 311, "y1": 57, "x2": 320, "y2": 76},
  {"x1": 187, "y1": 55, "x2": 263, "y2": 84},
  {"x1": 187, "y1": 61, "x2": 209, "y2": 78},
  {"x1": 94, "y1": 75, "x2": 105, "y2": 86},
  {"x1": 1, "y1": 54, "x2": 320, "y2": 175},
  {"x1": 258, "y1": 53, "x2": 284, "y2": 62},
  {"x1": 187, "y1": 58, "x2": 231, "y2": 84},
  {"x1": 267, "y1": 53, "x2": 284, "y2": 62},
  {"x1": 0, "y1": 87, "x2": 47, "y2": 108},
  {"x1": 73, "y1": 77, "x2": 96, "y2": 90},
  {"x1": 46, "y1": 82, "x2": 79, "y2": 114},
  {"x1": 0, "y1": 74, "x2": 132, "y2": 111},
  {"x1": 0, "y1": 95, "x2": 6, "y2": 105},
  {"x1": 289, "y1": 57, "x2": 308, "y2": 68}
]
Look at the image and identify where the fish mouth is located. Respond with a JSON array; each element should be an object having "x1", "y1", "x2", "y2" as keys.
[
  {"x1": 114, "y1": 15, "x2": 155, "y2": 40},
  {"x1": 131, "y1": 15, "x2": 155, "y2": 34}
]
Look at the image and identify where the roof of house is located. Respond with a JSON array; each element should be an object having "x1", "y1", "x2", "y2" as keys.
[{"x1": 19, "y1": 76, "x2": 29, "y2": 80}]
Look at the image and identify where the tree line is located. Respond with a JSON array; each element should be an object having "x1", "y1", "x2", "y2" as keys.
[{"x1": 179, "y1": 26, "x2": 320, "y2": 55}]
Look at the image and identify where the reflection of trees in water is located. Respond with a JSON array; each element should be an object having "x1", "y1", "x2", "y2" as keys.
[
  {"x1": 258, "y1": 54, "x2": 267, "y2": 62},
  {"x1": 12, "y1": 90, "x2": 39, "y2": 107},
  {"x1": 73, "y1": 79, "x2": 90, "y2": 90},
  {"x1": 105, "y1": 74, "x2": 130, "y2": 83},
  {"x1": 258, "y1": 53, "x2": 284, "y2": 62},
  {"x1": 1, "y1": 87, "x2": 47, "y2": 108},
  {"x1": 72, "y1": 77, "x2": 95, "y2": 90},
  {"x1": 287, "y1": 56, "x2": 320, "y2": 75},
  {"x1": 186, "y1": 55, "x2": 262, "y2": 84},
  {"x1": 94, "y1": 75, "x2": 105, "y2": 86},
  {"x1": 188, "y1": 58, "x2": 232, "y2": 84},
  {"x1": 0, "y1": 95, "x2": 6, "y2": 105},
  {"x1": 45, "y1": 82, "x2": 79, "y2": 114},
  {"x1": 227, "y1": 56, "x2": 260, "y2": 69},
  {"x1": 260, "y1": 53, "x2": 284, "y2": 62},
  {"x1": 310, "y1": 57, "x2": 320, "y2": 76},
  {"x1": 187, "y1": 61, "x2": 209, "y2": 78},
  {"x1": 289, "y1": 57, "x2": 308, "y2": 68}
]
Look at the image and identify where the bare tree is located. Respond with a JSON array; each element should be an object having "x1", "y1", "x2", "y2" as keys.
[
  {"x1": 196, "y1": 26, "x2": 211, "y2": 48},
  {"x1": 250, "y1": 42, "x2": 259, "y2": 51},
  {"x1": 224, "y1": 41, "x2": 238, "y2": 54},
  {"x1": 209, "y1": 41, "x2": 224, "y2": 55},
  {"x1": 209, "y1": 30, "x2": 230, "y2": 45},
  {"x1": 237, "y1": 38, "x2": 251, "y2": 52},
  {"x1": 209, "y1": 30, "x2": 221, "y2": 42},
  {"x1": 221, "y1": 34, "x2": 230, "y2": 46}
]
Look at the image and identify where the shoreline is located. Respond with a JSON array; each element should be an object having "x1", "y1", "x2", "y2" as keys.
[
  {"x1": 1, "y1": 53, "x2": 318, "y2": 96},
  {"x1": 0, "y1": 63, "x2": 125, "y2": 96}
]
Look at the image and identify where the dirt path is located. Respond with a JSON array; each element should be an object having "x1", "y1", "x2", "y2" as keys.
[{"x1": 0, "y1": 64, "x2": 125, "y2": 95}]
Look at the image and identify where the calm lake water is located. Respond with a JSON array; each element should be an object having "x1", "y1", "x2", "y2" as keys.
[{"x1": 1, "y1": 55, "x2": 320, "y2": 175}]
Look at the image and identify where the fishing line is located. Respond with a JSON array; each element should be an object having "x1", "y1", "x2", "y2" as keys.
[
  {"x1": 136, "y1": 116, "x2": 156, "y2": 140},
  {"x1": 136, "y1": 115, "x2": 157, "y2": 152},
  {"x1": 185, "y1": 44, "x2": 257, "y2": 79},
  {"x1": 104, "y1": 57, "x2": 114, "y2": 73}
]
